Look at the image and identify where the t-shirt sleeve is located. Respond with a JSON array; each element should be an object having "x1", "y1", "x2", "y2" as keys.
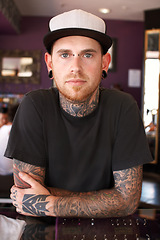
[
  {"x1": 5, "y1": 94, "x2": 47, "y2": 167},
  {"x1": 112, "y1": 95, "x2": 153, "y2": 171}
]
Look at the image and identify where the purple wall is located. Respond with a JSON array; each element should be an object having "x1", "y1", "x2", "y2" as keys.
[
  {"x1": 101, "y1": 19, "x2": 144, "y2": 109},
  {"x1": 0, "y1": 16, "x2": 144, "y2": 109},
  {"x1": 0, "y1": 16, "x2": 52, "y2": 94},
  {"x1": 0, "y1": 12, "x2": 17, "y2": 34}
]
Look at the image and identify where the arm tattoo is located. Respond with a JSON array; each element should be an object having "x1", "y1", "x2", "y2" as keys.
[
  {"x1": 13, "y1": 159, "x2": 45, "y2": 188},
  {"x1": 22, "y1": 194, "x2": 50, "y2": 216},
  {"x1": 52, "y1": 166, "x2": 143, "y2": 218},
  {"x1": 110, "y1": 165, "x2": 143, "y2": 216}
]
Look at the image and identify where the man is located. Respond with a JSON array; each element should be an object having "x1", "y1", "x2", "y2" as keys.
[{"x1": 6, "y1": 9, "x2": 152, "y2": 218}]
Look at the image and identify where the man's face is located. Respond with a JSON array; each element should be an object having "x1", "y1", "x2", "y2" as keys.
[{"x1": 47, "y1": 36, "x2": 110, "y2": 102}]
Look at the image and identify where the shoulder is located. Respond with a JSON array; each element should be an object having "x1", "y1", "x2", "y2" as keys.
[
  {"x1": 20, "y1": 88, "x2": 58, "y2": 113},
  {"x1": 25, "y1": 87, "x2": 58, "y2": 102},
  {"x1": 100, "y1": 88, "x2": 134, "y2": 102},
  {"x1": 100, "y1": 88, "x2": 137, "y2": 110}
]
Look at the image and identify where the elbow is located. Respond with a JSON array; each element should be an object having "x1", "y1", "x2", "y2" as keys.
[
  {"x1": 124, "y1": 202, "x2": 138, "y2": 216},
  {"x1": 122, "y1": 194, "x2": 141, "y2": 217}
]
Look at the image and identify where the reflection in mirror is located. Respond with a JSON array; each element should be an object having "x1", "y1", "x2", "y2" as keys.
[
  {"x1": 2, "y1": 57, "x2": 33, "y2": 77},
  {"x1": 147, "y1": 33, "x2": 159, "y2": 51},
  {"x1": 0, "y1": 50, "x2": 41, "y2": 84}
]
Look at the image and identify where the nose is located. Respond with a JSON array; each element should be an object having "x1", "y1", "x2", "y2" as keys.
[{"x1": 70, "y1": 55, "x2": 82, "y2": 73}]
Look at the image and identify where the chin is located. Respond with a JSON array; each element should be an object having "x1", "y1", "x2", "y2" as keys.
[
  {"x1": 64, "y1": 90, "x2": 98, "y2": 103},
  {"x1": 63, "y1": 92, "x2": 89, "y2": 102},
  {"x1": 56, "y1": 80, "x2": 100, "y2": 103}
]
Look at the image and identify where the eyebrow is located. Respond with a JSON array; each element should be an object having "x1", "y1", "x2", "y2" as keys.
[{"x1": 56, "y1": 49, "x2": 97, "y2": 54}]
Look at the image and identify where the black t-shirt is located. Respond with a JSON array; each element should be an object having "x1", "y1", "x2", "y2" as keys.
[{"x1": 5, "y1": 88, "x2": 153, "y2": 191}]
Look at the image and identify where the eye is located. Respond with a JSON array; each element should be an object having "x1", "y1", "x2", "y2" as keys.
[
  {"x1": 83, "y1": 53, "x2": 93, "y2": 58},
  {"x1": 61, "y1": 53, "x2": 70, "y2": 58}
]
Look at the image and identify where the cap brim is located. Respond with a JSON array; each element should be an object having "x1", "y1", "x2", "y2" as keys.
[{"x1": 43, "y1": 28, "x2": 112, "y2": 54}]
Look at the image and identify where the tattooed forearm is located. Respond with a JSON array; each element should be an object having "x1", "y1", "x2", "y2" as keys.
[
  {"x1": 12, "y1": 165, "x2": 143, "y2": 218},
  {"x1": 48, "y1": 187, "x2": 89, "y2": 197},
  {"x1": 22, "y1": 194, "x2": 50, "y2": 216},
  {"x1": 51, "y1": 165, "x2": 143, "y2": 218},
  {"x1": 13, "y1": 159, "x2": 45, "y2": 188},
  {"x1": 112, "y1": 165, "x2": 143, "y2": 216}
]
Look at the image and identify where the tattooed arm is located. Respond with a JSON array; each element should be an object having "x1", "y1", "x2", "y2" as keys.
[
  {"x1": 11, "y1": 159, "x2": 51, "y2": 216},
  {"x1": 13, "y1": 159, "x2": 45, "y2": 188},
  {"x1": 47, "y1": 165, "x2": 142, "y2": 217},
  {"x1": 11, "y1": 165, "x2": 142, "y2": 218}
]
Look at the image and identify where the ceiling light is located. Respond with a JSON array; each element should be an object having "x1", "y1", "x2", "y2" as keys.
[{"x1": 99, "y1": 8, "x2": 110, "y2": 14}]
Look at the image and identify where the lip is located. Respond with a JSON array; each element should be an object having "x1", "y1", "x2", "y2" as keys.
[{"x1": 66, "y1": 79, "x2": 86, "y2": 86}]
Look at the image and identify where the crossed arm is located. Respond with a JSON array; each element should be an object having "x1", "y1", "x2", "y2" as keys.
[{"x1": 10, "y1": 159, "x2": 143, "y2": 218}]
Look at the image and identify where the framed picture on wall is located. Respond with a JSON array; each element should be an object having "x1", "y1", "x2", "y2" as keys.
[
  {"x1": 108, "y1": 38, "x2": 117, "y2": 72},
  {"x1": 0, "y1": 49, "x2": 41, "y2": 84}
]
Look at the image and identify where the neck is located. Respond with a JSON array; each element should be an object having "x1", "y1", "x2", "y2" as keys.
[{"x1": 59, "y1": 88, "x2": 99, "y2": 117}]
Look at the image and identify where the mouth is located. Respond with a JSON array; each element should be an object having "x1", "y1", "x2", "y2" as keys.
[{"x1": 66, "y1": 79, "x2": 86, "y2": 86}]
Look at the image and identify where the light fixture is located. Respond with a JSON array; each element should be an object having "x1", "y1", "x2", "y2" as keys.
[{"x1": 99, "y1": 8, "x2": 110, "y2": 14}]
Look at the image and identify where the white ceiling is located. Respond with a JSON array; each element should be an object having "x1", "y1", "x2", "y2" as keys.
[{"x1": 13, "y1": 0, "x2": 160, "y2": 21}]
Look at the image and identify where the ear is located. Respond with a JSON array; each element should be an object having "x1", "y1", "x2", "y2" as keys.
[
  {"x1": 44, "y1": 52, "x2": 53, "y2": 72},
  {"x1": 102, "y1": 52, "x2": 111, "y2": 73}
]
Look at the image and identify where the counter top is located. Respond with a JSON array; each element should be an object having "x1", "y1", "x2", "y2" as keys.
[{"x1": 0, "y1": 207, "x2": 160, "y2": 239}]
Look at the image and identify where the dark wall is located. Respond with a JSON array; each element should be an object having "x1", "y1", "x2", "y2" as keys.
[
  {"x1": 101, "y1": 19, "x2": 144, "y2": 109},
  {"x1": 145, "y1": 8, "x2": 160, "y2": 29},
  {"x1": 0, "y1": 16, "x2": 144, "y2": 109}
]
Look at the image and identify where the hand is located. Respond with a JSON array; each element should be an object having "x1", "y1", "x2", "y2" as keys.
[{"x1": 10, "y1": 172, "x2": 51, "y2": 216}]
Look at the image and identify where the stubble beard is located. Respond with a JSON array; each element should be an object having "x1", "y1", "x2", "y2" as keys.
[{"x1": 54, "y1": 74, "x2": 101, "y2": 103}]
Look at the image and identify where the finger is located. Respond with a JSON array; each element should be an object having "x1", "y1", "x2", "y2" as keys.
[
  {"x1": 10, "y1": 193, "x2": 13, "y2": 200},
  {"x1": 12, "y1": 201, "x2": 18, "y2": 208},
  {"x1": 10, "y1": 193, "x2": 14, "y2": 200},
  {"x1": 10, "y1": 185, "x2": 16, "y2": 193},
  {"x1": 16, "y1": 207, "x2": 22, "y2": 214},
  {"x1": 10, "y1": 190, "x2": 17, "y2": 200},
  {"x1": 19, "y1": 172, "x2": 38, "y2": 188}
]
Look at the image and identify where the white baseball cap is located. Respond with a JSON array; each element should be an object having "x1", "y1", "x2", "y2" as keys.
[{"x1": 43, "y1": 9, "x2": 112, "y2": 54}]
